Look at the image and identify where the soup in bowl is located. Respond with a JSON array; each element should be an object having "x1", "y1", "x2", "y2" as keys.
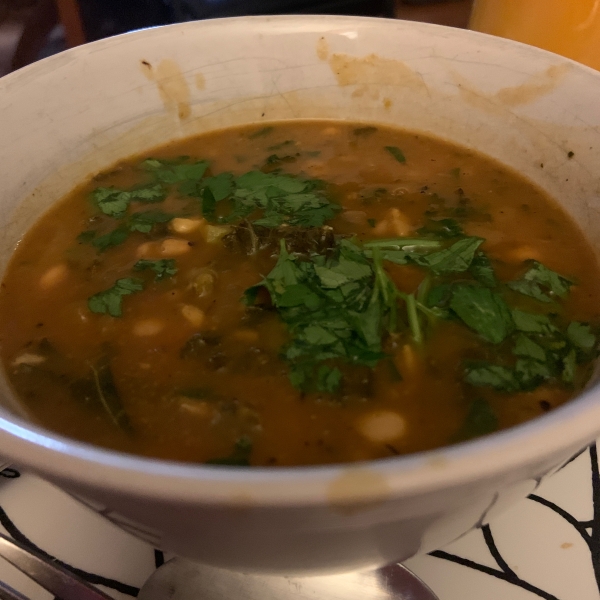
[{"x1": 0, "y1": 15, "x2": 600, "y2": 574}]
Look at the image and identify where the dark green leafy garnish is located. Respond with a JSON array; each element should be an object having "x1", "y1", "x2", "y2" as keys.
[
  {"x1": 449, "y1": 284, "x2": 513, "y2": 344},
  {"x1": 470, "y1": 252, "x2": 497, "y2": 288},
  {"x1": 413, "y1": 237, "x2": 484, "y2": 274},
  {"x1": 92, "y1": 185, "x2": 166, "y2": 217},
  {"x1": 354, "y1": 126, "x2": 378, "y2": 137},
  {"x1": 201, "y1": 171, "x2": 340, "y2": 229},
  {"x1": 417, "y1": 218, "x2": 464, "y2": 239},
  {"x1": 71, "y1": 358, "x2": 131, "y2": 431},
  {"x1": 88, "y1": 278, "x2": 144, "y2": 317},
  {"x1": 129, "y1": 210, "x2": 174, "y2": 233},
  {"x1": 245, "y1": 239, "x2": 387, "y2": 393},
  {"x1": 92, "y1": 226, "x2": 130, "y2": 252},
  {"x1": 248, "y1": 126, "x2": 274, "y2": 139},
  {"x1": 567, "y1": 322, "x2": 596, "y2": 351},
  {"x1": 508, "y1": 261, "x2": 573, "y2": 303},
  {"x1": 134, "y1": 259, "x2": 177, "y2": 281},
  {"x1": 453, "y1": 398, "x2": 498, "y2": 442},
  {"x1": 206, "y1": 436, "x2": 253, "y2": 466},
  {"x1": 385, "y1": 146, "x2": 406, "y2": 163}
]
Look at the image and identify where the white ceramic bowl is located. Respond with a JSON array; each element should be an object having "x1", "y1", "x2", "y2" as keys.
[{"x1": 1, "y1": 15, "x2": 600, "y2": 575}]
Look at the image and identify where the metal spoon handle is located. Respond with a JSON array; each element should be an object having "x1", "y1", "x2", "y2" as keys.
[
  {"x1": 0, "y1": 532, "x2": 112, "y2": 600},
  {"x1": 0, "y1": 580, "x2": 29, "y2": 600}
]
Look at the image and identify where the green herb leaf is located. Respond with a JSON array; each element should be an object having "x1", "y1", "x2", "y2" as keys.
[
  {"x1": 385, "y1": 146, "x2": 406, "y2": 163},
  {"x1": 134, "y1": 259, "x2": 177, "y2": 281},
  {"x1": 353, "y1": 126, "x2": 378, "y2": 137},
  {"x1": 453, "y1": 398, "x2": 498, "y2": 442},
  {"x1": 248, "y1": 126, "x2": 274, "y2": 139},
  {"x1": 513, "y1": 333, "x2": 546, "y2": 361},
  {"x1": 206, "y1": 436, "x2": 253, "y2": 466},
  {"x1": 562, "y1": 348, "x2": 577, "y2": 383},
  {"x1": 465, "y1": 363, "x2": 520, "y2": 391},
  {"x1": 417, "y1": 237, "x2": 484, "y2": 274},
  {"x1": 417, "y1": 218, "x2": 464, "y2": 239},
  {"x1": 88, "y1": 357, "x2": 132, "y2": 430},
  {"x1": 92, "y1": 188, "x2": 131, "y2": 218},
  {"x1": 128, "y1": 184, "x2": 166, "y2": 203},
  {"x1": 88, "y1": 278, "x2": 144, "y2": 317},
  {"x1": 92, "y1": 185, "x2": 166, "y2": 218},
  {"x1": 450, "y1": 284, "x2": 513, "y2": 343},
  {"x1": 470, "y1": 252, "x2": 497, "y2": 288},
  {"x1": 316, "y1": 365, "x2": 343, "y2": 392},
  {"x1": 77, "y1": 230, "x2": 96, "y2": 244},
  {"x1": 508, "y1": 261, "x2": 573, "y2": 303},
  {"x1": 144, "y1": 159, "x2": 209, "y2": 184},
  {"x1": 567, "y1": 321, "x2": 596, "y2": 351},
  {"x1": 91, "y1": 227, "x2": 130, "y2": 252},
  {"x1": 128, "y1": 210, "x2": 174, "y2": 233},
  {"x1": 512, "y1": 309, "x2": 558, "y2": 334}
]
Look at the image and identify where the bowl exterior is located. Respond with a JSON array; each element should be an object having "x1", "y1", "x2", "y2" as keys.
[{"x1": 1, "y1": 16, "x2": 600, "y2": 573}]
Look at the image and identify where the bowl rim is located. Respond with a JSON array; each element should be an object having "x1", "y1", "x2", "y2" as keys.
[{"x1": 2, "y1": 13, "x2": 600, "y2": 506}]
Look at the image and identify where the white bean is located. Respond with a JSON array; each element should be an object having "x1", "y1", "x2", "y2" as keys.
[
  {"x1": 357, "y1": 411, "x2": 407, "y2": 443},
  {"x1": 169, "y1": 217, "x2": 205, "y2": 235},
  {"x1": 181, "y1": 305, "x2": 205, "y2": 328},
  {"x1": 133, "y1": 319, "x2": 164, "y2": 336},
  {"x1": 160, "y1": 238, "x2": 192, "y2": 256},
  {"x1": 39, "y1": 264, "x2": 68, "y2": 290}
]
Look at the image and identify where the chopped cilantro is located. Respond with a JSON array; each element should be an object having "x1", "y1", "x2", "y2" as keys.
[
  {"x1": 143, "y1": 159, "x2": 209, "y2": 184},
  {"x1": 77, "y1": 230, "x2": 96, "y2": 244},
  {"x1": 465, "y1": 363, "x2": 521, "y2": 392},
  {"x1": 267, "y1": 140, "x2": 295, "y2": 151},
  {"x1": 206, "y1": 436, "x2": 252, "y2": 466},
  {"x1": 415, "y1": 237, "x2": 484, "y2": 274},
  {"x1": 562, "y1": 349, "x2": 577, "y2": 383},
  {"x1": 128, "y1": 210, "x2": 174, "y2": 233},
  {"x1": 511, "y1": 310, "x2": 557, "y2": 334},
  {"x1": 513, "y1": 333, "x2": 546, "y2": 362},
  {"x1": 92, "y1": 227, "x2": 130, "y2": 252},
  {"x1": 449, "y1": 284, "x2": 513, "y2": 344},
  {"x1": 354, "y1": 126, "x2": 378, "y2": 137},
  {"x1": 200, "y1": 170, "x2": 339, "y2": 229},
  {"x1": 245, "y1": 239, "x2": 386, "y2": 393},
  {"x1": 417, "y1": 218, "x2": 464, "y2": 239},
  {"x1": 567, "y1": 322, "x2": 596, "y2": 351},
  {"x1": 92, "y1": 188, "x2": 130, "y2": 218},
  {"x1": 453, "y1": 398, "x2": 498, "y2": 442},
  {"x1": 88, "y1": 278, "x2": 144, "y2": 317},
  {"x1": 248, "y1": 126, "x2": 274, "y2": 139},
  {"x1": 134, "y1": 259, "x2": 177, "y2": 281},
  {"x1": 91, "y1": 184, "x2": 166, "y2": 218},
  {"x1": 470, "y1": 252, "x2": 497, "y2": 288},
  {"x1": 508, "y1": 261, "x2": 573, "y2": 303},
  {"x1": 385, "y1": 146, "x2": 406, "y2": 163}
]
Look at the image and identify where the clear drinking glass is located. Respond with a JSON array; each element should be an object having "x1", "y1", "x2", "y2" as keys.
[{"x1": 470, "y1": 0, "x2": 600, "y2": 70}]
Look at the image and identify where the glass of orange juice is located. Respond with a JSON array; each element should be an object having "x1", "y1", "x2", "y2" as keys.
[{"x1": 470, "y1": 0, "x2": 600, "y2": 70}]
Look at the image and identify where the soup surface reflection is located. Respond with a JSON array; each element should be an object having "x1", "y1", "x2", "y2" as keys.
[{"x1": 1, "y1": 121, "x2": 599, "y2": 466}]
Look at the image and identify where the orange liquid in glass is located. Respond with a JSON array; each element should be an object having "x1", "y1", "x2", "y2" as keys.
[{"x1": 470, "y1": 0, "x2": 600, "y2": 70}]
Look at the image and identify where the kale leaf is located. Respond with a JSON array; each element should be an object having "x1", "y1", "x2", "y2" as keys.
[{"x1": 88, "y1": 278, "x2": 144, "y2": 317}]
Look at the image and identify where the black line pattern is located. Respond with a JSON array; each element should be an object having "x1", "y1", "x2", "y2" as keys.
[
  {"x1": 0, "y1": 505, "x2": 140, "y2": 597},
  {"x1": 431, "y1": 443, "x2": 600, "y2": 599},
  {"x1": 154, "y1": 549, "x2": 165, "y2": 569}
]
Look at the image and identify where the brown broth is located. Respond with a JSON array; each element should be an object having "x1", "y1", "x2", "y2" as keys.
[{"x1": 1, "y1": 120, "x2": 599, "y2": 466}]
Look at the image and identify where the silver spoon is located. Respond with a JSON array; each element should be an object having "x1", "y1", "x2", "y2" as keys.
[
  {"x1": 138, "y1": 557, "x2": 440, "y2": 600},
  {"x1": 0, "y1": 531, "x2": 439, "y2": 600}
]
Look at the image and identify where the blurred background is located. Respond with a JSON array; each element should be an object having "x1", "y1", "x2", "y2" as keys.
[{"x1": 0, "y1": 0, "x2": 474, "y2": 76}]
